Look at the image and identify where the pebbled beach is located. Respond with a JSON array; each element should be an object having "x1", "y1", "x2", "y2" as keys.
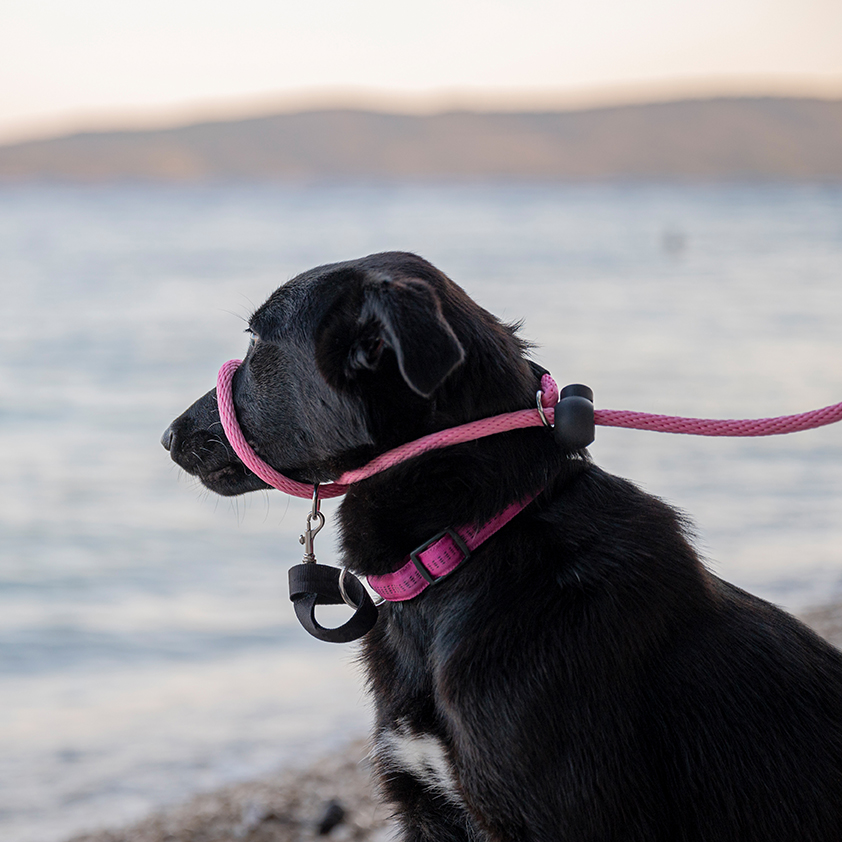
[{"x1": 67, "y1": 738, "x2": 394, "y2": 842}]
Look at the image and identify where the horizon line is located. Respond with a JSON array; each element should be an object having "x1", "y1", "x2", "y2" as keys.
[{"x1": 3, "y1": 77, "x2": 842, "y2": 147}]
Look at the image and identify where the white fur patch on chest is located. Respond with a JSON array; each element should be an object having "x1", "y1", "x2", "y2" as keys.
[{"x1": 377, "y1": 718, "x2": 462, "y2": 805}]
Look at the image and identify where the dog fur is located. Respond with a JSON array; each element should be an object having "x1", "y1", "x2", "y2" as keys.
[{"x1": 163, "y1": 251, "x2": 842, "y2": 841}]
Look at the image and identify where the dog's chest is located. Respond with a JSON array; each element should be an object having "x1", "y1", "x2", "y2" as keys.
[{"x1": 377, "y1": 718, "x2": 462, "y2": 804}]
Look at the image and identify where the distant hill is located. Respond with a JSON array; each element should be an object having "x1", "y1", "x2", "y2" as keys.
[{"x1": 1, "y1": 97, "x2": 841, "y2": 182}]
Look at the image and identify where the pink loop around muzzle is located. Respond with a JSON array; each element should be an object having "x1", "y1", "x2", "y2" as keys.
[
  {"x1": 216, "y1": 359, "x2": 349, "y2": 499},
  {"x1": 216, "y1": 359, "x2": 557, "y2": 499}
]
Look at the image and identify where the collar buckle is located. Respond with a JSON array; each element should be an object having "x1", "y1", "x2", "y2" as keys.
[{"x1": 409, "y1": 528, "x2": 472, "y2": 585}]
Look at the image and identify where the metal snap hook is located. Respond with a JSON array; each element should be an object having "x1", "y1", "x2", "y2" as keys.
[{"x1": 299, "y1": 483, "x2": 325, "y2": 563}]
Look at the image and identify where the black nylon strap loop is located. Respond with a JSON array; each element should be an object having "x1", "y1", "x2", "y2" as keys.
[{"x1": 288, "y1": 564, "x2": 379, "y2": 643}]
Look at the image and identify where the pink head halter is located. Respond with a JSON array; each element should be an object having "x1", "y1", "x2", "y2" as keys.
[{"x1": 215, "y1": 358, "x2": 560, "y2": 499}]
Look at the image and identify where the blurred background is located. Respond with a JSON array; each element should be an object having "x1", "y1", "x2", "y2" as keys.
[{"x1": 1, "y1": 2, "x2": 841, "y2": 840}]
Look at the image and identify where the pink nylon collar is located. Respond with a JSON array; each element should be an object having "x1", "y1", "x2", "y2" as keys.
[{"x1": 366, "y1": 496, "x2": 536, "y2": 601}]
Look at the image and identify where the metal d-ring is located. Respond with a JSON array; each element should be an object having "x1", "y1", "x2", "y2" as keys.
[
  {"x1": 337, "y1": 567, "x2": 360, "y2": 609},
  {"x1": 536, "y1": 390, "x2": 552, "y2": 427},
  {"x1": 338, "y1": 567, "x2": 385, "y2": 608}
]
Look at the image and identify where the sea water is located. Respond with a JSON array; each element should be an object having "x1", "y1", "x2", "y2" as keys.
[{"x1": 0, "y1": 182, "x2": 841, "y2": 840}]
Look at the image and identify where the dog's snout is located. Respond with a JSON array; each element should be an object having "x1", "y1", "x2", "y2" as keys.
[
  {"x1": 162, "y1": 390, "x2": 266, "y2": 495},
  {"x1": 160, "y1": 425, "x2": 175, "y2": 451}
]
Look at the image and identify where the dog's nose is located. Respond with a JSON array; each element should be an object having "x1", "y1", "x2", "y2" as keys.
[{"x1": 160, "y1": 425, "x2": 175, "y2": 451}]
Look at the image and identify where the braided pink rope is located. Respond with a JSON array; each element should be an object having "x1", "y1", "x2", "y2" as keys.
[
  {"x1": 217, "y1": 359, "x2": 841, "y2": 499},
  {"x1": 217, "y1": 360, "x2": 348, "y2": 498},
  {"x1": 338, "y1": 374, "x2": 559, "y2": 484},
  {"x1": 594, "y1": 403, "x2": 842, "y2": 436}
]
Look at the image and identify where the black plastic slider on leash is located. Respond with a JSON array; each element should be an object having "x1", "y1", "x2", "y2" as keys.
[{"x1": 554, "y1": 384, "x2": 596, "y2": 450}]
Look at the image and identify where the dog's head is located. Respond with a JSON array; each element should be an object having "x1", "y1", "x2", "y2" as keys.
[{"x1": 162, "y1": 252, "x2": 536, "y2": 497}]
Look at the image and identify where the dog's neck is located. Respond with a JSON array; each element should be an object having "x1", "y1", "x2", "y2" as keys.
[
  {"x1": 337, "y1": 428, "x2": 585, "y2": 579},
  {"x1": 336, "y1": 350, "x2": 585, "y2": 579}
]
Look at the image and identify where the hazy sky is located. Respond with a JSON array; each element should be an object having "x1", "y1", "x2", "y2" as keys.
[{"x1": 1, "y1": 0, "x2": 841, "y2": 141}]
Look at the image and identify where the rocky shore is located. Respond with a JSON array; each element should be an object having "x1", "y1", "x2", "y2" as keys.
[
  {"x1": 66, "y1": 603, "x2": 842, "y2": 842},
  {"x1": 68, "y1": 739, "x2": 394, "y2": 842}
]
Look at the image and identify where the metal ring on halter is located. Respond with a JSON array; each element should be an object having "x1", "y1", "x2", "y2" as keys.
[{"x1": 536, "y1": 390, "x2": 552, "y2": 427}]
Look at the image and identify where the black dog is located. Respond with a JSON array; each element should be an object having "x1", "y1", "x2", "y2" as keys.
[{"x1": 163, "y1": 252, "x2": 842, "y2": 841}]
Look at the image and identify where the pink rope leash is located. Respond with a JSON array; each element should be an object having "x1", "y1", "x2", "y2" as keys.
[
  {"x1": 217, "y1": 360, "x2": 842, "y2": 500},
  {"x1": 594, "y1": 403, "x2": 842, "y2": 436},
  {"x1": 338, "y1": 407, "x2": 552, "y2": 484}
]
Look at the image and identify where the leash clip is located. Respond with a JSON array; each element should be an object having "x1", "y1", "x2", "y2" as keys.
[
  {"x1": 299, "y1": 483, "x2": 325, "y2": 563},
  {"x1": 289, "y1": 482, "x2": 380, "y2": 642}
]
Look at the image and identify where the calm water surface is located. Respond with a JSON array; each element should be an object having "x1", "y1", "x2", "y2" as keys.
[{"x1": 0, "y1": 182, "x2": 841, "y2": 840}]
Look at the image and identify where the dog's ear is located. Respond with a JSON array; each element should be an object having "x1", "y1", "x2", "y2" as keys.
[{"x1": 353, "y1": 278, "x2": 465, "y2": 398}]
